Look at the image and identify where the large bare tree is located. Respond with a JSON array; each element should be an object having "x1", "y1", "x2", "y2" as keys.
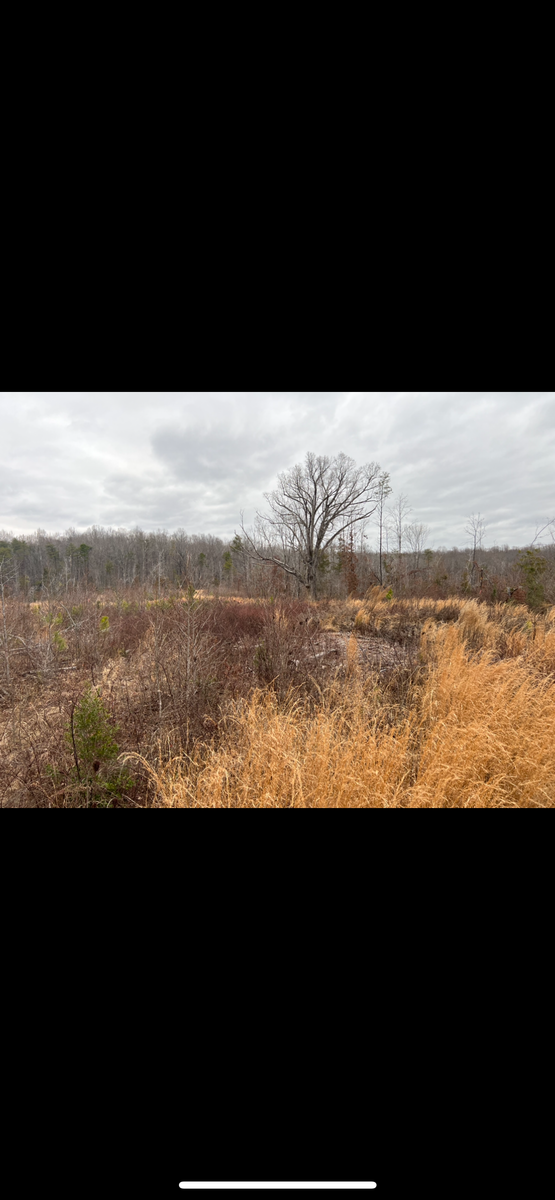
[{"x1": 240, "y1": 452, "x2": 383, "y2": 598}]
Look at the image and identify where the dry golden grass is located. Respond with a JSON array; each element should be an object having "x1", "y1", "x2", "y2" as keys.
[
  {"x1": 127, "y1": 617, "x2": 555, "y2": 808},
  {"x1": 408, "y1": 623, "x2": 555, "y2": 807},
  {"x1": 354, "y1": 593, "x2": 466, "y2": 632},
  {"x1": 124, "y1": 677, "x2": 412, "y2": 809},
  {"x1": 4, "y1": 591, "x2": 555, "y2": 809},
  {"x1": 319, "y1": 597, "x2": 364, "y2": 630}
]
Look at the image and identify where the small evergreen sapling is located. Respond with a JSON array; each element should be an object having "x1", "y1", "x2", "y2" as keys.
[{"x1": 65, "y1": 687, "x2": 131, "y2": 804}]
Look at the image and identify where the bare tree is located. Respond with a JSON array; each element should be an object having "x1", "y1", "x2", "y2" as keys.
[
  {"x1": 0, "y1": 552, "x2": 19, "y2": 692},
  {"x1": 464, "y1": 513, "x2": 487, "y2": 585},
  {"x1": 387, "y1": 493, "x2": 412, "y2": 556},
  {"x1": 374, "y1": 472, "x2": 393, "y2": 585},
  {"x1": 531, "y1": 517, "x2": 555, "y2": 546},
  {"x1": 240, "y1": 452, "x2": 382, "y2": 598},
  {"x1": 405, "y1": 522, "x2": 430, "y2": 573}
]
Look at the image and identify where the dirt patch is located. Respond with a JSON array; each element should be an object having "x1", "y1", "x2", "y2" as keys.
[{"x1": 304, "y1": 632, "x2": 412, "y2": 674}]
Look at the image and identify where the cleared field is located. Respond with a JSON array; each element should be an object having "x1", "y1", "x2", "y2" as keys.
[{"x1": 2, "y1": 591, "x2": 554, "y2": 807}]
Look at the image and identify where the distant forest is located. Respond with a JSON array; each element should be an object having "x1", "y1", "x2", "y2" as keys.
[{"x1": 1, "y1": 526, "x2": 554, "y2": 604}]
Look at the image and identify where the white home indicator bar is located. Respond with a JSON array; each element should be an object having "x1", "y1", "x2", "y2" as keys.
[{"x1": 178, "y1": 1186, "x2": 377, "y2": 1191}]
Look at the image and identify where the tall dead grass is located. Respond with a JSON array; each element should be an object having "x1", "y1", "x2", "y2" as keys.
[
  {"x1": 3, "y1": 591, "x2": 555, "y2": 808},
  {"x1": 136, "y1": 620, "x2": 555, "y2": 808},
  {"x1": 408, "y1": 623, "x2": 555, "y2": 806},
  {"x1": 126, "y1": 672, "x2": 412, "y2": 808},
  {"x1": 354, "y1": 593, "x2": 465, "y2": 633}
]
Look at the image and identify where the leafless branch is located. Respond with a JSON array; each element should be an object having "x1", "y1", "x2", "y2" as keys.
[
  {"x1": 531, "y1": 518, "x2": 555, "y2": 545},
  {"x1": 243, "y1": 452, "x2": 382, "y2": 597}
]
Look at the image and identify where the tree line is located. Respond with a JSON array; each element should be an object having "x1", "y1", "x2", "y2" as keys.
[
  {"x1": 1, "y1": 452, "x2": 553, "y2": 604},
  {"x1": 1, "y1": 526, "x2": 553, "y2": 605}
]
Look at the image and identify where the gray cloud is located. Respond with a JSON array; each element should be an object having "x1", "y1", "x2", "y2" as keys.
[{"x1": 1, "y1": 392, "x2": 553, "y2": 547}]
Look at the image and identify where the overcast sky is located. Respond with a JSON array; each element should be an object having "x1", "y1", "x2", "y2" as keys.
[{"x1": 1, "y1": 392, "x2": 553, "y2": 548}]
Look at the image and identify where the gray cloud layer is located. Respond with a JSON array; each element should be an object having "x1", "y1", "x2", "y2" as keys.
[{"x1": 1, "y1": 392, "x2": 553, "y2": 548}]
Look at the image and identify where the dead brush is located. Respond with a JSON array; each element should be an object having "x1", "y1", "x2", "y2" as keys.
[
  {"x1": 3, "y1": 590, "x2": 555, "y2": 809},
  {"x1": 454, "y1": 600, "x2": 555, "y2": 661},
  {"x1": 202, "y1": 599, "x2": 268, "y2": 641},
  {"x1": 251, "y1": 602, "x2": 332, "y2": 699},
  {"x1": 407, "y1": 622, "x2": 555, "y2": 807},
  {"x1": 143, "y1": 620, "x2": 555, "y2": 809},
  {"x1": 125, "y1": 675, "x2": 412, "y2": 808},
  {"x1": 455, "y1": 600, "x2": 496, "y2": 653},
  {"x1": 354, "y1": 595, "x2": 464, "y2": 638},
  {"x1": 319, "y1": 597, "x2": 362, "y2": 631}
]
